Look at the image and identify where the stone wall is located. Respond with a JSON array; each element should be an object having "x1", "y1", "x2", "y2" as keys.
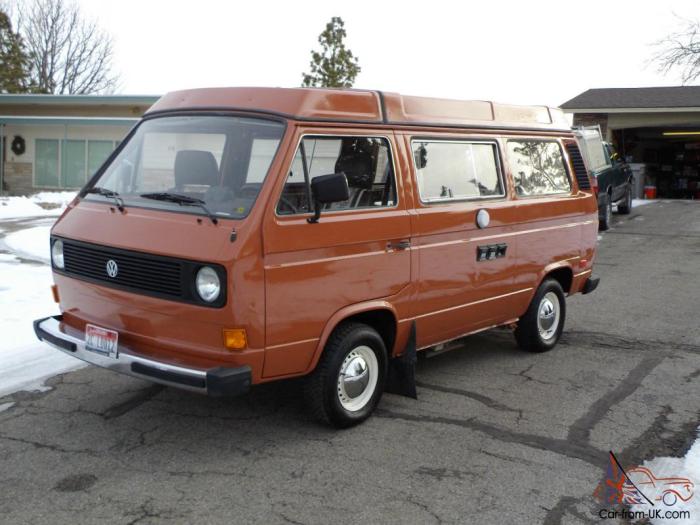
[{"x1": 2, "y1": 162, "x2": 34, "y2": 195}]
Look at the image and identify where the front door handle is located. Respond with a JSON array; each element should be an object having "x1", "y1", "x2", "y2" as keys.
[{"x1": 388, "y1": 240, "x2": 411, "y2": 251}]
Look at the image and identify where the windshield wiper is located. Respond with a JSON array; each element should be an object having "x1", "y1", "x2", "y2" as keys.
[
  {"x1": 86, "y1": 186, "x2": 125, "y2": 212},
  {"x1": 139, "y1": 192, "x2": 219, "y2": 225}
]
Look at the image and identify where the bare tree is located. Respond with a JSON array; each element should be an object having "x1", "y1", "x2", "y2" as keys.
[
  {"x1": 653, "y1": 16, "x2": 700, "y2": 84},
  {"x1": 19, "y1": 0, "x2": 118, "y2": 94}
]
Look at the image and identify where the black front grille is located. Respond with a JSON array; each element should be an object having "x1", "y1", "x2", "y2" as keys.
[
  {"x1": 565, "y1": 143, "x2": 591, "y2": 190},
  {"x1": 55, "y1": 238, "x2": 226, "y2": 308}
]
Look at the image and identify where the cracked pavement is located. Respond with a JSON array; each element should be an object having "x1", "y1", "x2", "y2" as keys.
[{"x1": 1, "y1": 201, "x2": 700, "y2": 524}]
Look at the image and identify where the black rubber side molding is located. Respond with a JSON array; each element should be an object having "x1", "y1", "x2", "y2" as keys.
[
  {"x1": 33, "y1": 315, "x2": 77, "y2": 352},
  {"x1": 582, "y1": 275, "x2": 600, "y2": 295}
]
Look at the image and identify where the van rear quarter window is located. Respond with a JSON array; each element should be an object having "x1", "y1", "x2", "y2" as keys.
[
  {"x1": 277, "y1": 136, "x2": 396, "y2": 215},
  {"x1": 506, "y1": 140, "x2": 571, "y2": 197},
  {"x1": 411, "y1": 141, "x2": 504, "y2": 202},
  {"x1": 87, "y1": 115, "x2": 285, "y2": 219}
]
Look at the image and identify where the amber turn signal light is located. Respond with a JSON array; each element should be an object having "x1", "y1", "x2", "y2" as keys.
[
  {"x1": 223, "y1": 329, "x2": 247, "y2": 350},
  {"x1": 51, "y1": 284, "x2": 60, "y2": 303}
]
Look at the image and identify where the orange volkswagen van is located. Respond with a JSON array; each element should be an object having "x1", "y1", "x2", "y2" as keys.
[{"x1": 34, "y1": 87, "x2": 599, "y2": 427}]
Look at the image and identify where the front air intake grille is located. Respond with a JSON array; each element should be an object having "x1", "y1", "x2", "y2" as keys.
[
  {"x1": 565, "y1": 143, "x2": 591, "y2": 190},
  {"x1": 55, "y1": 238, "x2": 226, "y2": 308},
  {"x1": 63, "y1": 242, "x2": 182, "y2": 296}
]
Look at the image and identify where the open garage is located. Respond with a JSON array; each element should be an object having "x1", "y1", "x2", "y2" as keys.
[{"x1": 562, "y1": 86, "x2": 700, "y2": 199}]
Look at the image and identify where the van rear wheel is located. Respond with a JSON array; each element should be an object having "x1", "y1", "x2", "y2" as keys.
[
  {"x1": 304, "y1": 322, "x2": 387, "y2": 428},
  {"x1": 515, "y1": 279, "x2": 566, "y2": 353}
]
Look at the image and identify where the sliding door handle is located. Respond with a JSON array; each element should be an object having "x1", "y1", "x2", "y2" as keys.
[{"x1": 388, "y1": 240, "x2": 411, "y2": 250}]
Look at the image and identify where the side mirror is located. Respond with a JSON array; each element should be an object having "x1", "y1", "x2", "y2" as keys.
[{"x1": 307, "y1": 172, "x2": 349, "y2": 223}]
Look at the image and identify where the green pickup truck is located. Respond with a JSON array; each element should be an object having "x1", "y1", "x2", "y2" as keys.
[
  {"x1": 595, "y1": 142, "x2": 634, "y2": 230},
  {"x1": 575, "y1": 129, "x2": 634, "y2": 230}
]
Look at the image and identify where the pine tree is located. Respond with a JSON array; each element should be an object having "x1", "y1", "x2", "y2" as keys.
[
  {"x1": 0, "y1": 10, "x2": 32, "y2": 93},
  {"x1": 302, "y1": 17, "x2": 361, "y2": 88}
]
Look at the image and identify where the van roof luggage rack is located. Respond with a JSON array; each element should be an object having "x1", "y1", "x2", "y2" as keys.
[{"x1": 146, "y1": 87, "x2": 571, "y2": 132}]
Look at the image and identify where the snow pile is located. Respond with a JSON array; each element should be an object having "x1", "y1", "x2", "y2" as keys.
[
  {"x1": 4, "y1": 226, "x2": 51, "y2": 264},
  {"x1": 0, "y1": 253, "x2": 83, "y2": 398},
  {"x1": 628, "y1": 432, "x2": 700, "y2": 524},
  {"x1": 0, "y1": 191, "x2": 76, "y2": 220},
  {"x1": 0, "y1": 196, "x2": 52, "y2": 219},
  {"x1": 31, "y1": 191, "x2": 77, "y2": 208},
  {"x1": 0, "y1": 210, "x2": 83, "y2": 397},
  {"x1": 632, "y1": 199, "x2": 657, "y2": 207}
]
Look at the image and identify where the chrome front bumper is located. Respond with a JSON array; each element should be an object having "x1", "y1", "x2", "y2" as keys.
[{"x1": 33, "y1": 315, "x2": 251, "y2": 397}]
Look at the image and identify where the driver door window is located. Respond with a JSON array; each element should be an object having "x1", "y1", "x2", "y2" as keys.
[{"x1": 277, "y1": 136, "x2": 397, "y2": 215}]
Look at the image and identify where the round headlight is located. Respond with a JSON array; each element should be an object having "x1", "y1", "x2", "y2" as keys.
[
  {"x1": 51, "y1": 239, "x2": 64, "y2": 269},
  {"x1": 196, "y1": 266, "x2": 220, "y2": 303}
]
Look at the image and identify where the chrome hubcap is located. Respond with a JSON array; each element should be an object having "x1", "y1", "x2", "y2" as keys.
[
  {"x1": 337, "y1": 345, "x2": 378, "y2": 412},
  {"x1": 342, "y1": 355, "x2": 369, "y2": 398},
  {"x1": 537, "y1": 292, "x2": 560, "y2": 340}
]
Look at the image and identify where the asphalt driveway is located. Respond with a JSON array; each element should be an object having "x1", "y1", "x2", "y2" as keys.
[{"x1": 1, "y1": 201, "x2": 699, "y2": 524}]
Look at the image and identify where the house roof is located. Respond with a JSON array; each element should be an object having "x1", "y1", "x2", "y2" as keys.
[
  {"x1": 561, "y1": 86, "x2": 700, "y2": 111},
  {"x1": 0, "y1": 94, "x2": 160, "y2": 106},
  {"x1": 0, "y1": 116, "x2": 138, "y2": 126},
  {"x1": 148, "y1": 87, "x2": 571, "y2": 131}
]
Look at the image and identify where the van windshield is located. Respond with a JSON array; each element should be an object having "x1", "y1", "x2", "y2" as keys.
[{"x1": 85, "y1": 115, "x2": 285, "y2": 219}]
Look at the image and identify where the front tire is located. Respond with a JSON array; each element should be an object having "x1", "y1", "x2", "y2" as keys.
[
  {"x1": 515, "y1": 279, "x2": 566, "y2": 353},
  {"x1": 304, "y1": 323, "x2": 387, "y2": 428}
]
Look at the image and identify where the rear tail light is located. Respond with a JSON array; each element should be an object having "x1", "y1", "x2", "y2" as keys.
[{"x1": 590, "y1": 173, "x2": 599, "y2": 197}]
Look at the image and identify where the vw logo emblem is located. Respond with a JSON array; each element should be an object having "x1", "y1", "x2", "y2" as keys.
[{"x1": 106, "y1": 259, "x2": 118, "y2": 278}]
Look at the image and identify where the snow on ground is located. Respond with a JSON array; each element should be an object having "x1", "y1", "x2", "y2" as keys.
[
  {"x1": 632, "y1": 198, "x2": 657, "y2": 207},
  {"x1": 628, "y1": 431, "x2": 700, "y2": 524},
  {"x1": 30, "y1": 191, "x2": 77, "y2": 207},
  {"x1": 0, "y1": 200, "x2": 85, "y2": 397},
  {"x1": 4, "y1": 226, "x2": 51, "y2": 264},
  {"x1": 0, "y1": 191, "x2": 76, "y2": 220},
  {"x1": 0, "y1": 249, "x2": 84, "y2": 397},
  {"x1": 0, "y1": 197, "x2": 53, "y2": 220}
]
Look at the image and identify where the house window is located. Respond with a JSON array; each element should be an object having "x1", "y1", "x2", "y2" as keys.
[
  {"x1": 62, "y1": 140, "x2": 87, "y2": 188},
  {"x1": 35, "y1": 138, "x2": 117, "y2": 189},
  {"x1": 88, "y1": 140, "x2": 115, "y2": 178},
  {"x1": 35, "y1": 139, "x2": 60, "y2": 187}
]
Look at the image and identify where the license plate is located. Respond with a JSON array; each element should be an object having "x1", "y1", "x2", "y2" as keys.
[{"x1": 85, "y1": 324, "x2": 119, "y2": 358}]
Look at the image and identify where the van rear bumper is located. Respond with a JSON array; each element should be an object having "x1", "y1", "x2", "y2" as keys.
[{"x1": 33, "y1": 315, "x2": 251, "y2": 397}]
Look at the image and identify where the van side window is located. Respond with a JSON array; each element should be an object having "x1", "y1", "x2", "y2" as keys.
[
  {"x1": 411, "y1": 141, "x2": 504, "y2": 202},
  {"x1": 277, "y1": 136, "x2": 397, "y2": 215},
  {"x1": 506, "y1": 140, "x2": 571, "y2": 197}
]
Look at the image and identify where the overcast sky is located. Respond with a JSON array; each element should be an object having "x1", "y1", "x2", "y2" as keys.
[{"x1": 77, "y1": 0, "x2": 699, "y2": 107}]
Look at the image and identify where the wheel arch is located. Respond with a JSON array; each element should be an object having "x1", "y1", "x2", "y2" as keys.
[
  {"x1": 540, "y1": 263, "x2": 574, "y2": 295},
  {"x1": 305, "y1": 301, "x2": 400, "y2": 375}
]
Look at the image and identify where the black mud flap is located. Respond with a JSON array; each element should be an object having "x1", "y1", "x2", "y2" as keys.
[{"x1": 385, "y1": 321, "x2": 417, "y2": 399}]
